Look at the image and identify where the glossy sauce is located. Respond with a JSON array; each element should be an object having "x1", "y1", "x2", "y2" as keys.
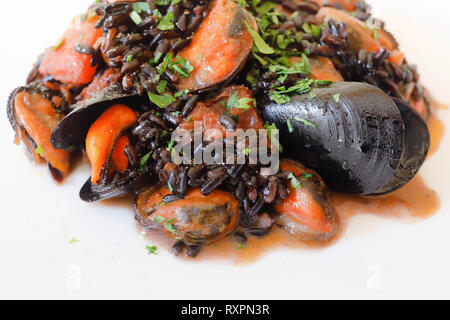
[{"x1": 137, "y1": 103, "x2": 446, "y2": 264}]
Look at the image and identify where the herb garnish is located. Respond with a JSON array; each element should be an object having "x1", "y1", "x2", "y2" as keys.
[
  {"x1": 145, "y1": 245, "x2": 158, "y2": 255},
  {"x1": 139, "y1": 151, "x2": 153, "y2": 172},
  {"x1": 148, "y1": 92, "x2": 177, "y2": 109},
  {"x1": 35, "y1": 145, "x2": 45, "y2": 155},
  {"x1": 157, "y1": 11, "x2": 175, "y2": 31},
  {"x1": 245, "y1": 22, "x2": 275, "y2": 55},
  {"x1": 288, "y1": 172, "x2": 302, "y2": 189}
]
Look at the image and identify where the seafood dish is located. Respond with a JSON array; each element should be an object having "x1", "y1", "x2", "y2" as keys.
[{"x1": 7, "y1": 0, "x2": 432, "y2": 257}]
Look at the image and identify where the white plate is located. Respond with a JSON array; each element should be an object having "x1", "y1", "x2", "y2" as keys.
[{"x1": 0, "y1": 0, "x2": 449, "y2": 299}]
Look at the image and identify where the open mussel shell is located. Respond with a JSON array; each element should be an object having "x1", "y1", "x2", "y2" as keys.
[
  {"x1": 261, "y1": 82, "x2": 429, "y2": 195},
  {"x1": 80, "y1": 171, "x2": 156, "y2": 202},
  {"x1": 372, "y1": 99, "x2": 430, "y2": 195},
  {"x1": 50, "y1": 84, "x2": 140, "y2": 150}
]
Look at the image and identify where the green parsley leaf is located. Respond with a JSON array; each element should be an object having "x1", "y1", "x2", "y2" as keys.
[
  {"x1": 133, "y1": 2, "x2": 150, "y2": 14},
  {"x1": 153, "y1": 215, "x2": 166, "y2": 224},
  {"x1": 148, "y1": 92, "x2": 177, "y2": 109},
  {"x1": 164, "y1": 218, "x2": 178, "y2": 234},
  {"x1": 303, "y1": 173, "x2": 313, "y2": 179},
  {"x1": 129, "y1": 11, "x2": 143, "y2": 25},
  {"x1": 139, "y1": 151, "x2": 153, "y2": 172},
  {"x1": 157, "y1": 80, "x2": 167, "y2": 94},
  {"x1": 157, "y1": 11, "x2": 174, "y2": 31},
  {"x1": 35, "y1": 145, "x2": 45, "y2": 155},
  {"x1": 333, "y1": 93, "x2": 341, "y2": 103},
  {"x1": 167, "y1": 181, "x2": 174, "y2": 193},
  {"x1": 145, "y1": 245, "x2": 158, "y2": 255},
  {"x1": 236, "y1": 97, "x2": 255, "y2": 110},
  {"x1": 69, "y1": 237, "x2": 79, "y2": 244},
  {"x1": 158, "y1": 52, "x2": 173, "y2": 74},
  {"x1": 171, "y1": 56, "x2": 193, "y2": 78},
  {"x1": 294, "y1": 117, "x2": 317, "y2": 128},
  {"x1": 227, "y1": 91, "x2": 239, "y2": 109},
  {"x1": 254, "y1": 1, "x2": 277, "y2": 14},
  {"x1": 167, "y1": 140, "x2": 175, "y2": 152},
  {"x1": 245, "y1": 22, "x2": 275, "y2": 55},
  {"x1": 288, "y1": 172, "x2": 302, "y2": 189},
  {"x1": 234, "y1": 0, "x2": 249, "y2": 8},
  {"x1": 287, "y1": 119, "x2": 293, "y2": 133},
  {"x1": 264, "y1": 123, "x2": 283, "y2": 153}
]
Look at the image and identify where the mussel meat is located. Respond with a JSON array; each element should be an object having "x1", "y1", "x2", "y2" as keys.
[
  {"x1": 261, "y1": 82, "x2": 430, "y2": 195},
  {"x1": 274, "y1": 159, "x2": 338, "y2": 242},
  {"x1": 7, "y1": 82, "x2": 73, "y2": 182},
  {"x1": 135, "y1": 186, "x2": 240, "y2": 246},
  {"x1": 50, "y1": 84, "x2": 139, "y2": 150},
  {"x1": 175, "y1": 0, "x2": 257, "y2": 92}
]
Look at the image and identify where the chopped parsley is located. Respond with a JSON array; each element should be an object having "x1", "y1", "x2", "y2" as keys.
[
  {"x1": 333, "y1": 93, "x2": 341, "y2": 103},
  {"x1": 264, "y1": 123, "x2": 283, "y2": 153},
  {"x1": 171, "y1": 56, "x2": 193, "y2": 78},
  {"x1": 294, "y1": 117, "x2": 317, "y2": 128},
  {"x1": 167, "y1": 180, "x2": 174, "y2": 193},
  {"x1": 68, "y1": 237, "x2": 79, "y2": 244},
  {"x1": 167, "y1": 140, "x2": 175, "y2": 152},
  {"x1": 164, "y1": 218, "x2": 178, "y2": 234},
  {"x1": 286, "y1": 119, "x2": 293, "y2": 133},
  {"x1": 148, "y1": 92, "x2": 177, "y2": 109},
  {"x1": 245, "y1": 22, "x2": 275, "y2": 55},
  {"x1": 288, "y1": 172, "x2": 302, "y2": 189},
  {"x1": 270, "y1": 79, "x2": 332, "y2": 104},
  {"x1": 129, "y1": 11, "x2": 143, "y2": 26},
  {"x1": 145, "y1": 245, "x2": 158, "y2": 255},
  {"x1": 303, "y1": 173, "x2": 313, "y2": 179},
  {"x1": 157, "y1": 80, "x2": 167, "y2": 94},
  {"x1": 153, "y1": 215, "x2": 166, "y2": 224},
  {"x1": 35, "y1": 145, "x2": 45, "y2": 155},
  {"x1": 133, "y1": 2, "x2": 150, "y2": 14},
  {"x1": 139, "y1": 151, "x2": 153, "y2": 173},
  {"x1": 157, "y1": 11, "x2": 175, "y2": 31},
  {"x1": 227, "y1": 91, "x2": 255, "y2": 111}
]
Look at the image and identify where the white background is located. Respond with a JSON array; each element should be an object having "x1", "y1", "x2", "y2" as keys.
[{"x1": 0, "y1": 0, "x2": 449, "y2": 299}]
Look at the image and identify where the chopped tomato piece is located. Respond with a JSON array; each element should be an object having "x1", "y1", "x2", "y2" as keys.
[
  {"x1": 178, "y1": 86, "x2": 264, "y2": 140},
  {"x1": 79, "y1": 68, "x2": 116, "y2": 100},
  {"x1": 39, "y1": 11, "x2": 102, "y2": 85}
]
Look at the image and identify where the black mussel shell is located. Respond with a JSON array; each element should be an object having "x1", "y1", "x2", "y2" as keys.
[
  {"x1": 80, "y1": 171, "x2": 157, "y2": 202},
  {"x1": 50, "y1": 84, "x2": 140, "y2": 150},
  {"x1": 372, "y1": 99, "x2": 430, "y2": 195},
  {"x1": 261, "y1": 82, "x2": 408, "y2": 195}
]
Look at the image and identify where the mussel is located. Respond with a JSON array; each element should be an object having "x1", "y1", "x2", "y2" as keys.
[
  {"x1": 274, "y1": 160, "x2": 338, "y2": 242},
  {"x1": 7, "y1": 81, "x2": 72, "y2": 182},
  {"x1": 50, "y1": 84, "x2": 155, "y2": 202},
  {"x1": 50, "y1": 84, "x2": 139, "y2": 150},
  {"x1": 261, "y1": 82, "x2": 430, "y2": 195},
  {"x1": 175, "y1": 0, "x2": 257, "y2": 92},
  {"x1": 135, "y1": 186, "x2": 240, "y2": 246}
]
